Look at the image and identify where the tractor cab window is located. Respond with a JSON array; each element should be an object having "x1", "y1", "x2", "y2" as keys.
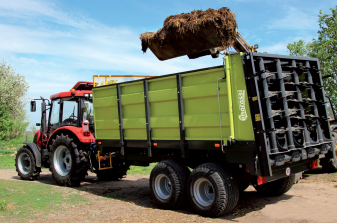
[
  {"x1": 62, "y1": 100, "x2": 78, "y2": 126},
  {"x1": 50, "y1": 99, "x2": 61, "y2": 129}
]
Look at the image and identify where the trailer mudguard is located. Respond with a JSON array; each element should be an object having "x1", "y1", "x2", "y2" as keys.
[{"x1": 23, "y1": 142, "x2": 41, "y2": 167}]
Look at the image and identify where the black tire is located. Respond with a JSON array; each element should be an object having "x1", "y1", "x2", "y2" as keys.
[
  {"x1": 96, "y1": 163, "x2": 130, "y2": 181},
  {"x1": 238, "y1": 181, "x2": 250, "y2": 192},
  {"x1": 253, "y1": 175, "x2": 295, "y2": 196},
  {"x1": 49, "y1": 134, "x2": 88, "y2": 187},
  {"x1": 187, "y1": 163, "x2": 239, "y2": 217},
  {"x1": 150, "y1": 160, "x2": 190, "y2": 209},
  {"x1": 15, "y1": 147, "x2": 40, "y2": 181},
  {"x1": 320, "y1": 131, "x2": 337, "y2": 172}
]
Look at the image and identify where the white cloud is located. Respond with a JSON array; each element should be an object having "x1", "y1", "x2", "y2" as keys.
[
  {"x1": 258, "y1": 42, "x2": 289, "y2": 54},
  {"x1": 0, "y1": 0, "x2": 224, "y2": 128},
  {"x1": 0, "y1": 0, "x2": 216, "y2": 76},
  {"x1": 269, "y1": 6, "x2": 318, "y2": 30},
  {"x1": 257, "y1": 34, "x2": 316, "y2": 55}
]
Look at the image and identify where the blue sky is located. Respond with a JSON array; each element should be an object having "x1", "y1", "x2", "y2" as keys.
[{"x1": 0, "y1": 0, "x2": 334, "y2": 129}]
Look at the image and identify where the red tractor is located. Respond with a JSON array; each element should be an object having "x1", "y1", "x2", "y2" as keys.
[{"x1": 15, "y1": 81, "x2": 128, "y2": 186}]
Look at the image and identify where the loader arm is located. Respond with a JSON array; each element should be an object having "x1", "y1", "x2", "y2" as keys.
[{"x1": 232, "y1": 31, "x2": 258, "y2": 53}]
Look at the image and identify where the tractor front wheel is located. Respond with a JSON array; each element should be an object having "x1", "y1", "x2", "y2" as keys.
[
  {"x1": 15, "y1": 147, "x2": 40, "y2": 181},
  {"x1": 49, "y1": 134, "x2": 88, "y2": 186}
]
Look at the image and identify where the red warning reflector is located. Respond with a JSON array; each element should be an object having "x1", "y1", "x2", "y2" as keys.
[
  {"x1": 257, "y1": 176, "x2": 266, "y2": 185},
  {"x1": 98, "y1": 142, "x2": 101, "y2": 145},
  {"x1": 310, "y1": 160, "x2": 318, "y2": 169},
  {"x1": 153, "y1": 143, "x2": 158, "y2": 146},
  {"x1": 215, "y1": 144, "x2": 220, "y2": 147}
]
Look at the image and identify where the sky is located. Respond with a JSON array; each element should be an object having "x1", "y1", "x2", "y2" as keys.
[{"x1": 0, "y1": 0, "x2": 335, "y2": 130}]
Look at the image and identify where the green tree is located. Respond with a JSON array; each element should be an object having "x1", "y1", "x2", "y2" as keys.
[
  {"x1": 287, "y1": 6, "x2": 337, "y2": 108},
  {"x1": 0, "y1": 60, "x2": 29, "y2": 140},
  {"x1": 0, "y1": 107, "x2": 15, "y2": 139}
]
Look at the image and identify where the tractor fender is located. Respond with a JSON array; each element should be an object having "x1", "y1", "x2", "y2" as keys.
[
  {"x1": 47, "y1": 126, "x2": 95, "y2": 146},
  {"x1": 23, "y1": 142, "x2": 41, "y2": 167}
]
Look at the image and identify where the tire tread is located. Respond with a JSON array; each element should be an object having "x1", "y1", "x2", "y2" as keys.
[{"x1": 48, "y1": 133, "x2": 88, "y2": 187}]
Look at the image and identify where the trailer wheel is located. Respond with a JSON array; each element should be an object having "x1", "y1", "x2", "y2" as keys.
[
  {"x1": 150, "y1": 160, "x2": 190, "y2": 209},
  {"x1": 187, "y1": 163, "x2": 239, "y2": 217},
  {"x1": 15, "y1": 146, "x2": 40, "y2": 181},
  {"x1": 49, "y1": 134, "x2": 88, "y2": 187},
  {"x1": 320, "y1": 131, "x2": 337, "y2": 172},
  {"x1": 253, "y1": 175, "x2": 295, "y2": 196}
]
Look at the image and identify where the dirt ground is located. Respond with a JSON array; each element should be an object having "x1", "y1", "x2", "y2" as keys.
[{"x1": 1, "y1": 168, "x2": 337, "y2": 223}]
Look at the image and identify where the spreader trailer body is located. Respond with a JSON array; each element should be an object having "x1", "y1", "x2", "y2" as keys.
[{"x1": 91, "y1": 52, "x2": 334, "y2": 217}]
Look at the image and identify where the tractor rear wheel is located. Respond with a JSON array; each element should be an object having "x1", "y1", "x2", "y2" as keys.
[
  {"x1": 49, "y1": 134, "x2": 88, "y2": 187},
  {"x1": 15, "y1": 146, "x2": 40, "y2": 181},
  {"x1": 320, "y1": 131, "x2": 337, "y2": 172}
]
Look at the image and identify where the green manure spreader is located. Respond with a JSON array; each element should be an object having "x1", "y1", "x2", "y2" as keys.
[
  {"x1": 91, "y1": 52, "x2": 335, "y2": 217},
  {"x1": 16, "y1": 52, "x2": 336, "y2": 218}
]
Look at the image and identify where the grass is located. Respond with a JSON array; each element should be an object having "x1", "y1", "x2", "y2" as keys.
[
  {"x1": 128, "y1": 163, "x2": 157, "y2": 175},
  {"x1": 0, "y1": 136, "x2": 34, "y2": 155},
  {"x1": 0, "y1": 155, "x2": 15, "y2": 169},
  {"x1": 0, "y1": 136, "x2": 33, "y2": 169},
  {"x1": 0, "y1": 179, "x2": 88, "y2": 221}
]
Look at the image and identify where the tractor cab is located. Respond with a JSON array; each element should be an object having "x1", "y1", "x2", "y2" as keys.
[
  {"x1": 49, "y1": 81, "x2": 94, "y2": 134},
  {"x1": 30, "y1": 81, "x2": 95, "y2": 150}
]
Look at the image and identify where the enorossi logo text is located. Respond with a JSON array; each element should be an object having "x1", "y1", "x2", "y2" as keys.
[{"x1": 237, "y1": 90, "x2": 248, "y2": 121}]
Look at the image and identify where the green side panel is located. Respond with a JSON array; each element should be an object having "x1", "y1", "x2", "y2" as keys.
[
  {"x1": 92, "y1": 85, "x2": 120, "y2": 139},
  {"x1": 148, "y1": 76, "x2": 180, "y2": 140},
  {"x1": 182, "y1": 67, "x2": 230, "y2": 140},
  {"x1": 121, "y1": 82, "x2": 146, "y2": 140},
  {"x1": 227, "y1": 53, "x2": 254, "y2": 140}
]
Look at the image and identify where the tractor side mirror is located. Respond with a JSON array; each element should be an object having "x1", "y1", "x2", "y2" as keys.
[{"x1": 30, "y1": 101, "x2": 36, "y2": 112}]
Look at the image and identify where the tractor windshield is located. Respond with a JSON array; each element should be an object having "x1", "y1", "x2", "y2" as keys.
[{"x1": 62, "y1": 100, "x2": 78, "y2": 126}]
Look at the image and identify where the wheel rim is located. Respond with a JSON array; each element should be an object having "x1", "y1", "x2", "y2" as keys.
[
  {"x1": 18, "y1": 152, "x2": 31, "y2": 175},
  {"x1": 154, "y1": 174, "x2": 172, "y2": 200},
  {"x1": 54, "y1": 145, "x2": 72, "y2": 176},
  {"x1": 193, "y1": 178, "x2": 214, "y2": 208}
]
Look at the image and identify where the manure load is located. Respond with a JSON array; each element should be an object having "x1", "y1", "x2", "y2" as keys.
[{"x1": 140, "y1": 7, "x2": 237, "y2": 60}]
